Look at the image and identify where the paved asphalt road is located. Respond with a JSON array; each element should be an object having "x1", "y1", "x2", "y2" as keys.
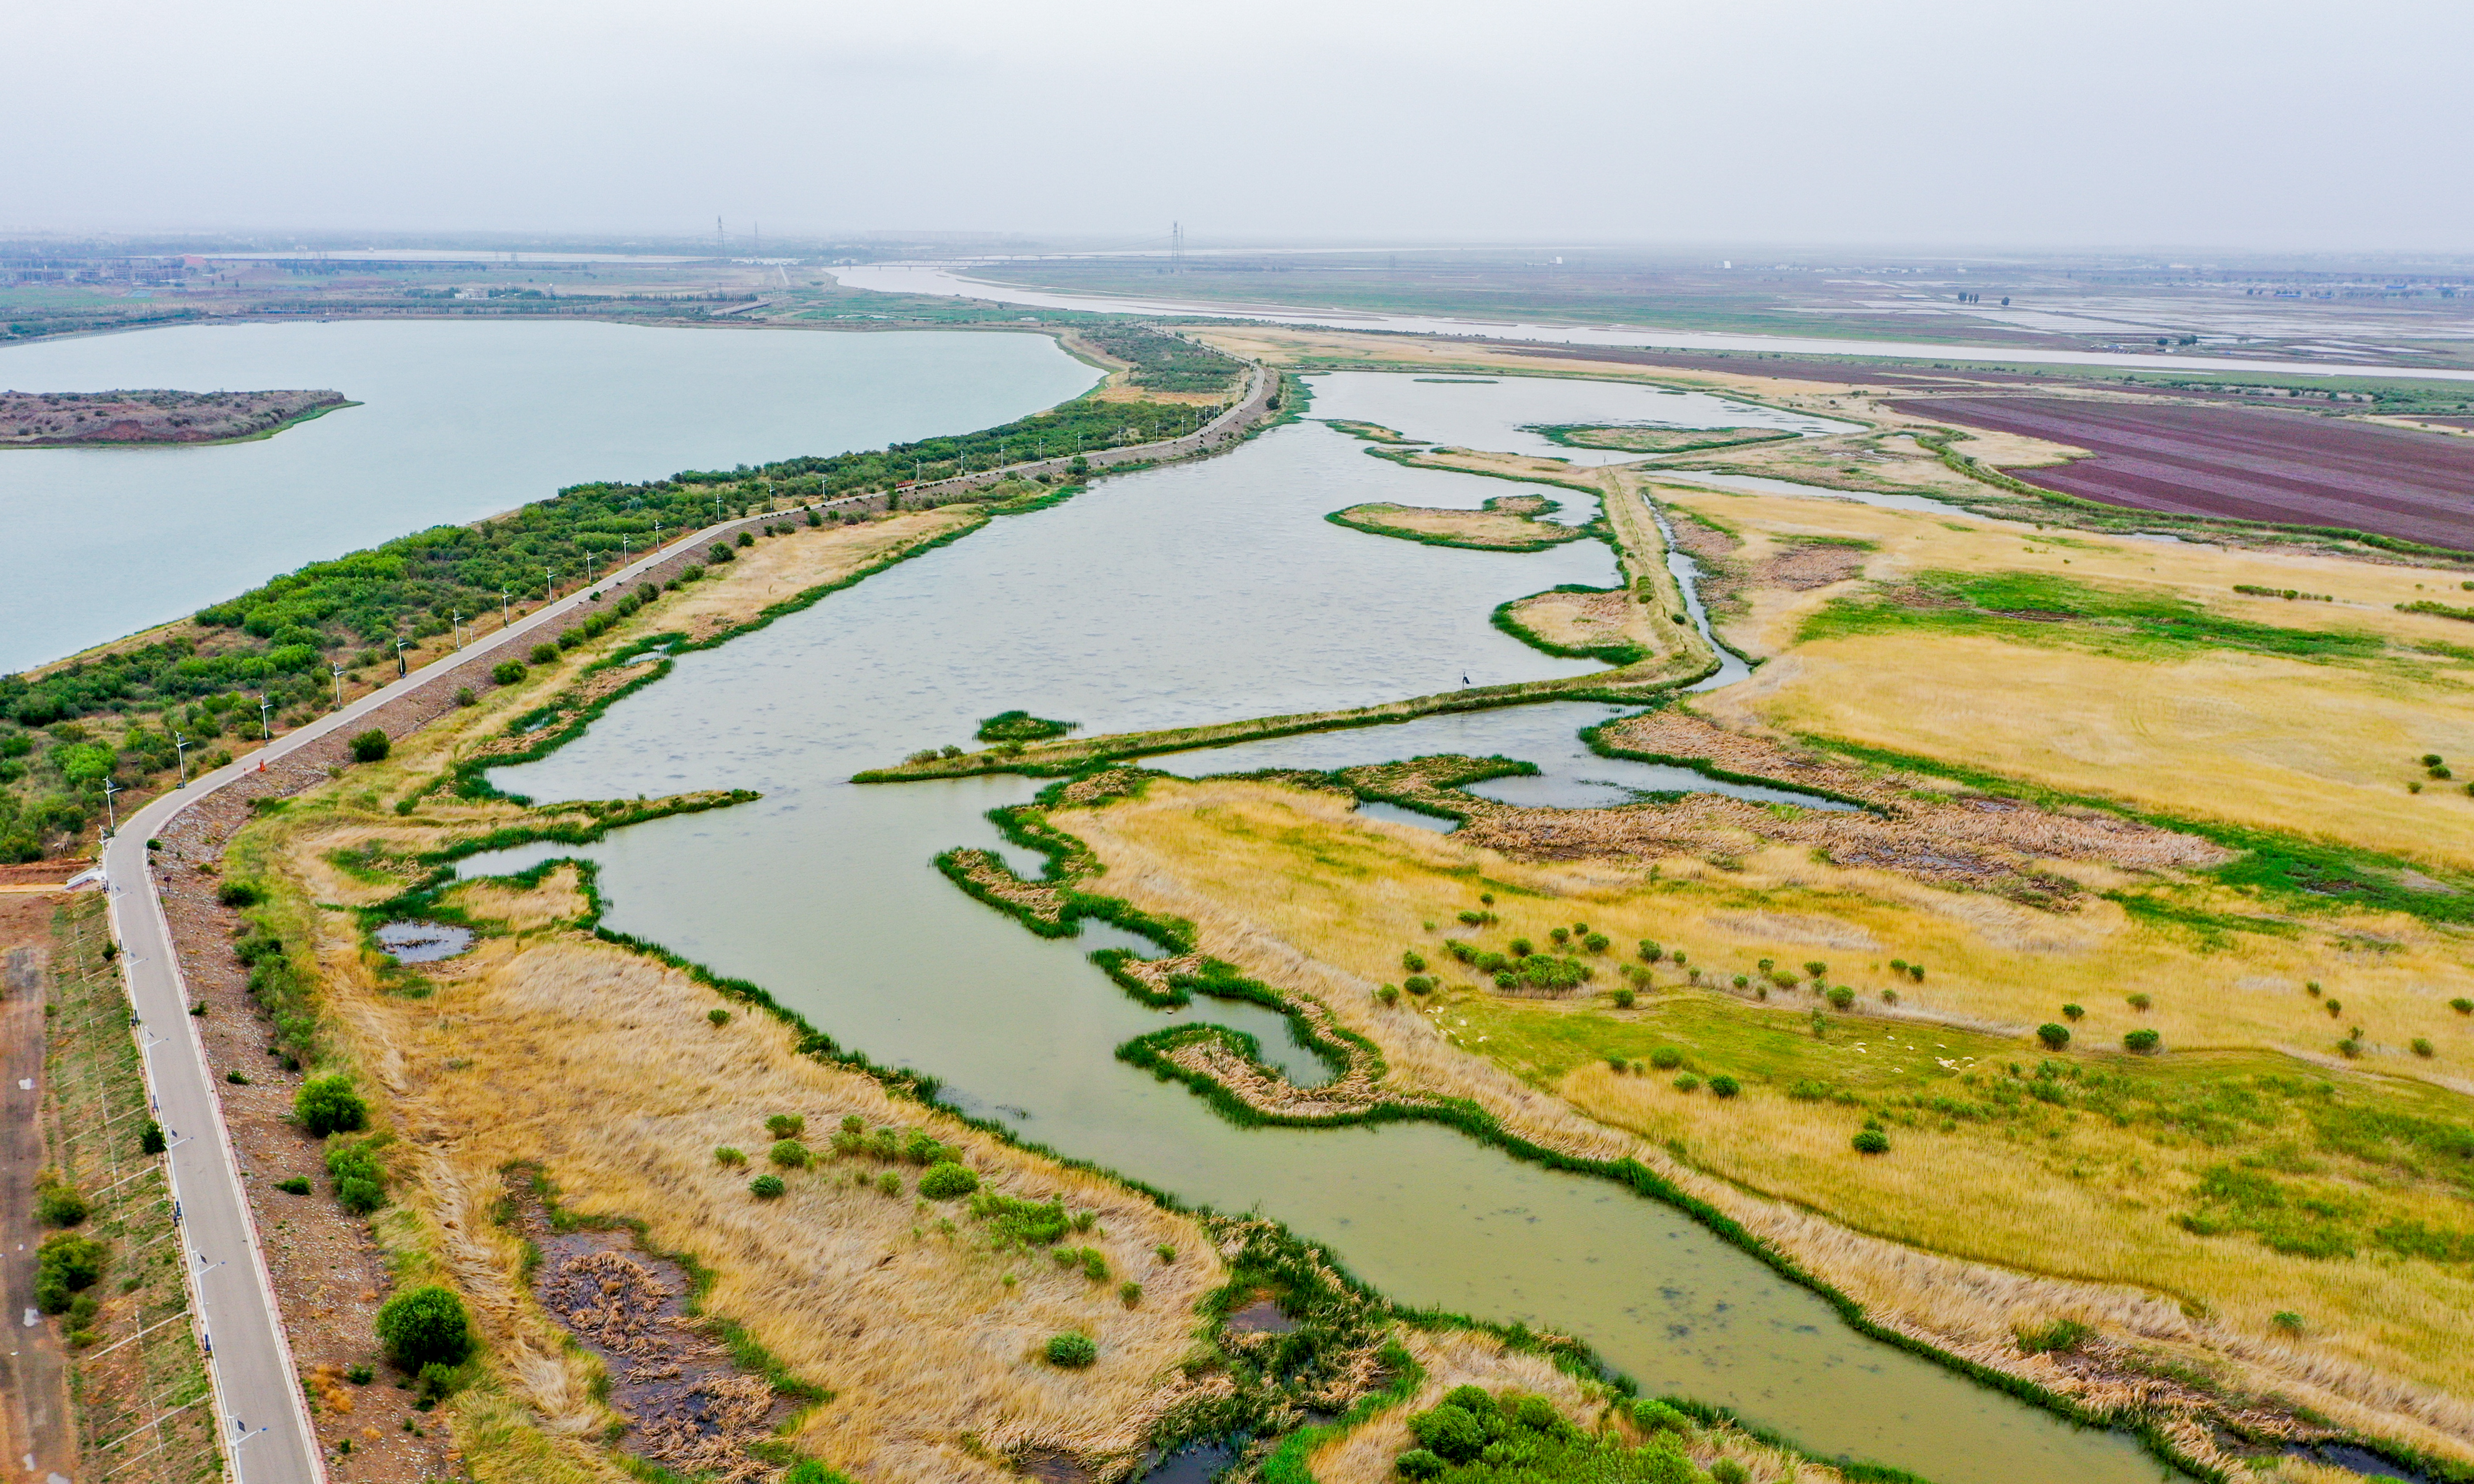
[{"x1": 85, "y1": 357, "x2": 1271, "y2": 1484}]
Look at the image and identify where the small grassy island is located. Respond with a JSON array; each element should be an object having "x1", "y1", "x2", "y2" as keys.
[
  {"x1": 1527, "y1": 423, "x2": 1797, "y2": 456},
  {"x1": 0, "y1": 388, "x2": 353, "y2": 447},
  {"x1": 1329, "y1": 493, "x2": 1588, "y2": 552},
  {"x1": 977, "y1": 709, "x2": 1078, "y2": 742}
]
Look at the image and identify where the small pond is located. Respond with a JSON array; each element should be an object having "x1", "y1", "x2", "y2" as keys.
[{"x1": 375, "y1": 921, "x2": 475, "y2": 963}]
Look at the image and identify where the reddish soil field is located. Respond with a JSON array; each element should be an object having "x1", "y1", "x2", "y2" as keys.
[{"x1": 1896, "y1": 397, "x2": 2474, "y2": 550}]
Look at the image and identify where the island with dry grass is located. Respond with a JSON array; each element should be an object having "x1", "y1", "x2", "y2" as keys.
[
  {"x1": 1327, "y1": 492, "x2": 1588, "y2": 552},
  {"x1": 0, "y1": 388, "x2": 353, "y2": 447}
]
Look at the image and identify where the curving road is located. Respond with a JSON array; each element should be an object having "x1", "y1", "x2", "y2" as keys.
[{"x1": 93, "y1": 357, "x2": 1273, "y2": 1484}]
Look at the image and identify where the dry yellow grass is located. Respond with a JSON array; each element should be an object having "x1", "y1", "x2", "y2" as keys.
[
  {"x1": 1054, "y1": 778, "x2": 2474, "y2": 1462},
  {"x1": 282, "y1": 853, "x2": 1226, "y2": 1482},
  {"x1": 651, "y1": 506, "x2": 983, "y2": 643},
  {"x1": 1652, "y1": 485, "x2": 2474, "y2": 868}
]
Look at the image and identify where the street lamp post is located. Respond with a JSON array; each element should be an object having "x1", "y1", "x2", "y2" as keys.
[
  {"x1": 173, "y1": 733, "x2": 191, "y2": 789},
  {"x1": 501, "y1": 587, "x2": 511, "y2": 627},
  {"x1": 330, "y1": 664, "x2": 345, "y2": 708},
  {"x1": 103, "y1": 777, "x2": 119, "y2": 834},
  {"x1": 451, "y1": 611, "x2": 463, "y2": 650},
  {"x1": 257, "y1": 696, "x2": 271, "y2": 741},
  {"x1": 394, "y1": 637, "x2": 407, "y2": 678}
]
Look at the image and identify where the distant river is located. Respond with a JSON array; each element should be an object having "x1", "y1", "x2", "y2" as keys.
[{"x1": 0, "y1": 320, "x2": 1098, "y2": 672}]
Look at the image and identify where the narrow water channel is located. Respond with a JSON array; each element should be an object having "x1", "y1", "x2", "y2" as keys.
[{"x1": 460, "y1": 379, "x2": 2167, "y2": 1483}]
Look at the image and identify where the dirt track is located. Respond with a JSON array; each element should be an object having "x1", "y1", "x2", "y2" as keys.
[{"x1": 1898, "y1": 396, "x2": 2474, "y2": 550}]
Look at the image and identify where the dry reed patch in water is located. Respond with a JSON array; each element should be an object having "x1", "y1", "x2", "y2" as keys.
[
  {"x1": 1497, "y1": 587, "x2": 1665, "y2": 660},
  {"x1": 450, "y1": 865, "x2": 587, "y2": 931},
  {"x1": 320, "y1": 874, "x2": 1224, "y2": 1484},
  {"x1": 1053, "y1": 778, "x2": 2474, "y2": 1461},
  {"x1": 651, "y1": 506, "x2": 983, "y2": 642},
  {"x1": 1329, "y1": 495, "x2": 1587, "y2": 551}
]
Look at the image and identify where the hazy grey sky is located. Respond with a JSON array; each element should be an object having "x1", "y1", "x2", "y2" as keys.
[{"x1": 15, "y1": 0, "x2": 2468, "y2": 250}]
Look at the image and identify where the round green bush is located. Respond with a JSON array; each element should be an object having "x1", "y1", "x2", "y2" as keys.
[
  {"x1": 1044, "y1": 1332, "x2": 1097, "y2": 1368},
  {"x1": 2037, "y1": 1023, "x2": 2071, "y2": 1050},
  {"x1": 347, "y1": 729, "x2": 390, "y2": 764},
  {"x1": 749, "y1": 1174, "x2": 785, "y2": 1199},
  {"x1": 490, "y1": 660, "x2": 526, "y2": 686},
  {"x1": 139, "y1": 1120, "x2": 166, "y2": 1156},
  {"x1": 1394, "y1": 1448, "x2": 1445, "y2": 1480},
  {"x1": 1672, "y1": 1073, "x2": 1700, "y2": 1093},
  {"x1": 375, "y1": 1285, "x2": 471, "y2": 1368},
  {"x1": 1708, "y1": 1074, "x2": 1740, "y2": 1098},
  {"x1": 2062, "y1": 1003, "x2": 2085, "y2": 1021},
  {"x1": 2123, "y1": 1029, "x2": 2161, "y2": 1054},
  {"x1": 765, "y1": 1113, "x2": 806, "y2": 1139},
  {"x1": 919, "y1": 1162, "x2": 979, "y2": 1200},
  {"x1": 295, "y1": 1074, "x2": 367, "y2": 1136},
  {"x1": 1648, "y1": 1046, "x2": 1683, "y2": 1070},
  {"x1": 1825, "y1": 985, "x2": 1855, "y2": 1010},
  {"x1": 1852, "y1": 1128, "x2": 1891, "y2": 1154},
  {"x1": 529, "y1": 643, "x2": 557, "y2": 665},
  {"x1": 768, "y1": 1139, "x2": 811, "y2": 1169}
]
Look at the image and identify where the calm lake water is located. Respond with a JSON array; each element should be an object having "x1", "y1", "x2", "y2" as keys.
[
  {"x1": 458, "y1": 373, "x2": 2163, "y2": 1484},
  {"x1": 0, "y1": 320, "x2": 1097, "y2": 671}
]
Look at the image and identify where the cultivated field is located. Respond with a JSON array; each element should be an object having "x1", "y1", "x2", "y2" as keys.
[{"x1": 1898, "y1": 396, "x2": 2474, "y2": 550}]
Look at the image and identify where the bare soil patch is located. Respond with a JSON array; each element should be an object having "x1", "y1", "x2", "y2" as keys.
[{"x1": 1899, "y1": 396, "x2": 2474, "y2": 551}]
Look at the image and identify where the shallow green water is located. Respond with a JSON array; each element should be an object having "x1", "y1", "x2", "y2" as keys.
[{"x1": 459, "y1": 381, "x2": 2168, "y2": 1483}]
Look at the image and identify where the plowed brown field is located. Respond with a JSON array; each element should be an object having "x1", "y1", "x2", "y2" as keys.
[{"x1": 1899, "y1": 396, "x2": 2474, "y2": 550}]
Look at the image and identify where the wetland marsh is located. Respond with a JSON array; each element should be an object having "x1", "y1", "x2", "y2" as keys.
[{"x1": 455, "y1": 373, "x2": 2165, "y2": 1483}]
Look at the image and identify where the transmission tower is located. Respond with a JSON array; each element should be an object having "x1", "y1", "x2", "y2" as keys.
[{"x1": 1172, "y1": 221, "x2": 1183, "y2": 274}]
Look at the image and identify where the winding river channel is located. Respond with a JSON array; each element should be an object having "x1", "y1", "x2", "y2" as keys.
[{"x1": 458, "y1": 374, "x2": 2169, "y2": 1483}]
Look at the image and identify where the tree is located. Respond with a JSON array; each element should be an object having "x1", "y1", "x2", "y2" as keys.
[
  {"x1": 2037, "y1": 1023, "x2": 2071, "y2": 1050},
  {"x1": 348, "y1": 729, "x2": 390, "y2": 763},
  {"x1": 375, "y1": 1285, "x2": 471, "y2": 1368},
  {"x1": 295, "y1": 1074, "x2": 367, "y2": 1136}
]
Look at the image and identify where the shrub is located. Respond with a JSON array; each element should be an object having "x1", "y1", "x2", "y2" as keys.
[
  {"x1": 490, "y1": 660, "x2": 525, "y2": 686},
  {"x1": 1402, "y1": 975, "x2": 1432, "y2": 995},
  {"x1": 2452, "y1": 998, "x2": 2472, "y2": 1015},
  {"x1": 1672, "y1": 1074, "x2": 1700, "y2": 1093},
  {"x1": 2123, "y1": 1029, "x2": 2161, "y2": 1053},
  {"x1": 2412, "y1": 1037, "x2": 2435, "y2": 1058},
  {"x1": 1583, "y1": 932, "x2": 1609, "y2": 954},
  {"x1": 2126, "y1": 992, "x2": 2153, "y2": 1011},
  {"x1": 35, "y1": 1179, "x2": 88, "y2": 1227},
  {"x1": 1508, "y1": 937, "x2": 1532, "y2": 957},
  {"x1": 1712, "y1": 1462, "x2": 1751, "y2": 1484},
  {"x1": 707, "y1": 1008, "x2": 730, "y2": 1027},
  {"x1": 276, "y1": 1176, "x2": 313, "y2": 1195},
  {"x1": 1804, "y1": 960, "x2": 1828, "y2": 980},
  {"x1": 455, "y1": 687, "x2": 476, "y2": 707},
  {"x1": 1119, "y1": 1280, "x2": 1143, "y2": 1308},
  {"x1": 375, "y1": 1285, "x2": 472, "y2": 1368},
  {"x1": 1401, "y1": 951, "x2": 1426, "y2": 973},
  {"x1": 736, "y1": 530, "x2": 755, "y2": 547},
  {"x1": 1826, "y1": 985, "x2": 1855, "y2": 1010},
  {"x1": 348, "y1": 730, "x2": 390, "y2": 763},
  {"x1": 1638, "y1": 940, "x2": 1662, "y2": 962},
  {"x1": 1395, "y1": 1449, "x2": 1445, "y2": 1481},
  {"x1": 749, "y1": 1174, "x2": 785, "y2": 1199},
  {"x1": 216, "y1": 880, "x2": 262, "y2": 906},
  {"x1": 328, "y1": 1139, "x2": 388, "y2": 1214},
  {"x1": 295, "y1": 1075, "x2": 367, "y2": 1135},
  {"x1": 765, "y1": 1113, "x2": 806, "y2": 1139},
  {"x1": 706, "y1": 543, "x2": 735, "y2": 564},
  {"x1": 1376, "y1": 984, "x2": 1399, "y2": 1005},
  {"x1": 1853, "y1": 1128, "x2": 1891, "y2": 1154},
  {"x1": 1649, "y1": 1045, "x2": 1683, "y2": 1069},
  {"x1": 139, "y1": 1120, "x2": 166, "y2": 1155},
  {"x1": 1612, "y1": 988, "x2": 1635, "y2": 1009},
  {"x1": 714, "y1": 1146, "x2": 746, "y2": 1167},
  {"x1": 1708, "y1": 1074, "x2": 1740, "y2": 1098},
  {"x1": 1631, "y1": 1398, "x2": 1689, "y2": 1432},
  {"x1": 1045, "y1": 1332, "x2": 1097, "y2": 1368},
  {"x1": 2037, "y1": 1023, "x2": 2071, "y2": 1050},
  {"x1": 876, "y1": 1171, "x2": 902, "y2": 1197},
  {"x1": 35, "y1": 1232, "x2": 107, "y2": 1313},
  {"x1": 919, "y1": 1162, "x2": 979, "y2": 1199},
  {"x1": 768, "y1": 1139, "x2": 812, "y2": 1169},
  {"x1": 2062, "y1": 1003, "x2": 2084, "y2": 1021},
  {"x1": 226, "y1": 1068, "x2": 250, "y2": 1085},
  {"x1": 529, "y1": 644, "x2": 557, "y2": 665},
  {"x1": 2273, "y1": 1310, "x2": 2304, "y2": 1333}
]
